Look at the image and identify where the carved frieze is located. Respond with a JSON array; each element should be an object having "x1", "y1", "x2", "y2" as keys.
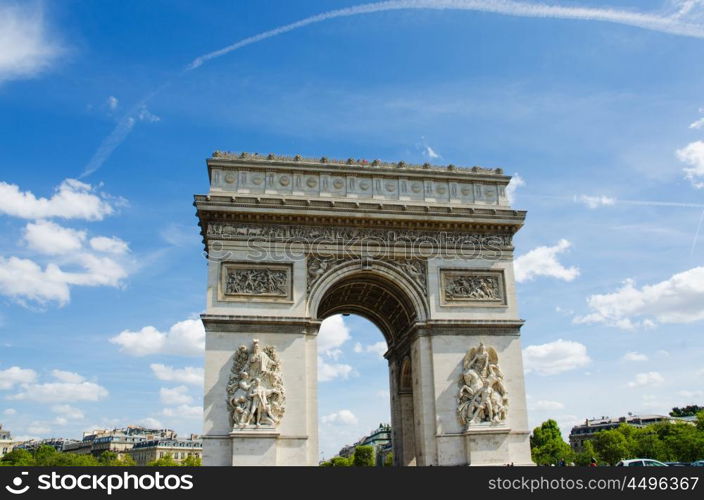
[
  {"x1": 206, "y1": 222, "x2": 513, "y2": 248},
  {"x1": 457, "y1": 343, "x2": 508, "y2": 429},
  {"x1": 440, "y1": 270, "x2": 506, "y2": 306},
  {"x1": 220, "y1": 263, "x2": 292, "y2": 302},
  {"x1": 227, "y1": 339, "x2": 285, "y2": 430},
  {"x1": 307, "y1": 255, "x2": 427, "y2": 294}
]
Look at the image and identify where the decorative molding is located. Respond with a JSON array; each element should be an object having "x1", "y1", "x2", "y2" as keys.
[
  {"x1": 457, "y1": 343, "x2": 508, "y2": 429},
  {"x1": 227, "y1": 339, "x2": 285, "y2": 430},
  {"x1": 207, "y1": 222, "x2": 513, "y2": 248},
  {"x1": 211, "y1": 150, "x2": 504, "y2": 176},
  {"x1": 440, "y1": 269, "x2": 506, "y2": 306},
  {"x1": 307, "y1": 255, "x2": 427, "y2": 294},
  {"x1": 220, "y1": 262, "x2": 292, "y2": 302}
]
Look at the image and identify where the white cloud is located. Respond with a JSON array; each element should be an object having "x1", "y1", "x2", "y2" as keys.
[
  {"x1": 353, "y1": 341, "x2": 387, "y2": 357},
  {"x1": 51, "y1": 404, "x2": 85, "y2": 420},
  {"x1": 523, "y1": 339, "x2": 590, "y2": 375},
  {"x1": 627, "y1": 371, "x2": 664, "y2": 388},
  {"x1": 26, "y1": 423, "x2": 52, "y2": 435},
  {"x1": 506, "y1": 174, "x2": 525, "y2": 205},
  {"x1": 576, "y1": 194, "x2": 616, "y2": 208},
  {"x1": 318, "y1": 315, "x2": 350, "y2": 355},
  {"x1": 0, "y1": 3, "x2": 63, "y2": 83},
  {"x1": 150, "y1": 364, "x2": 204, "y2": 386},
  {"x1": 425, "y1": 146, "x2": 440, "y2": 159},
  {"x1": 107, "y1": 96, "x2": 118, "y2": 110},
  {"x1": 89, "y1": 236, "x2": 129, "y2": 255},
  {"x1": 0, "y1": 179, "x2": 115, "y2": 220},
  {"x1": 318, "y1": 357, "x2": 354, "y2": 382},
  {"x1": 162, "y1": 404, "x2": 202, "y2": 419},
  {"x1": 622, "y1": 351, "x2": 648, "y2": 362},
  {"x1": 514, "y1": 239, "x2": 579, "y2": 283},
  {"x1": 678, "y1": 389, "x2": 704, "y2": 399},
  {"x1": 10, "y1": 370, "x2": 108, "y2": 403},
  {"x1": 3, "y1": 408, "x2": 16, "y2": 416},
  {"x1": 574, "y1": 267, "x2": 704, "y2": 329},
  {"x1": 140, "y1": 417, "x2": 164, "y2": 429},
  {"x1": 677, "y1": 140, "x2": 704, "y2": 188},
  {"x1": 321, "y1": 409, "x2": 358, "y2": 425},
  {"x1": 110, "y1": 318, "x2": 205, "y2": 357},
  {"x1": 160, "y1": 386, "x2": 193, "y2": 406},
  {"x1": 51, "y1": 369, "x2": 85, "y2": 384},
  {"x1": 690, "y1": 117, "x2": 704, "y2": 129},
  {"x1": 0, "y1": 366, "x2": 38, "y2": 390},
  {"x1": 376, "y1": 389, "x2": 390, "y2": 399},
  {"x1": 531, "y1": 400, "x2": 565, "y2": 411},
  {"x1": 0, "y1": 252, "x2": 128, "y2": 306},
  {"x1": 23, "y1": 220, "x2": 86, "y2": 255}
]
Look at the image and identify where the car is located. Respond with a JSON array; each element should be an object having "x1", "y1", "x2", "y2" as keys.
[
  {"x1": 664, "y1": 462, "x2": 689, "y2": 466},
  {"x1": 616, "y1": 459, "x2": 668, "y2": 467},
  {"x1": 691, "y1": 460, "x2": 704, "y2": 467}
]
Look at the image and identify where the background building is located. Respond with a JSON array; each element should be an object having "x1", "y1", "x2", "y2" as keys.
[
  {"x1": 569, "y1": 414, "x2": 690, "y2": 452},
  {"x1": 129, "y1": 436, "x2": 203, "y2": 465},
  {"x1": 337, "y1": 423, "x2": 392, "y2": 464},
  {"x1": 0, "y1": 424, "x2": 15, "y2": 459}
]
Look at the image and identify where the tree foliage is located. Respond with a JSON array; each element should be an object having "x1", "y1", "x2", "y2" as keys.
[
  {"x1": 670, "y1": 405, "x2": 704, "y2": 418},
  {"x1": 1, "y1": 445, "x2": 100, "y2": 466},
  {"x1": 320, "y1": 456, "x2": 352, "y2": 467},
  {"x1": 574, "y1": 441, "x2": 599, "y2": 466},
  {"x1": 570, "y1": 421, "x2": 704, "y2": 465},
  {"x1": 352, "y1": 445, "x2": 375, "y2": 467},
  {"x1": 148, "y1": 453, "x2": 179, "y2": 466},
  {"x1": 530, "y1": 420, "x2": 574, "y2": 465},
  {"x1": 593, "y1": 429, "x2": 630, "y2": 465},
  {"x1": 181, "y1": 455, "x2": 202, "y2": 466}
]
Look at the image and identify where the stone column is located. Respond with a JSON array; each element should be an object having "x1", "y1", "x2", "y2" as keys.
[{"x1": 201, "y1": 316, "x2": 320, "y2": 466}]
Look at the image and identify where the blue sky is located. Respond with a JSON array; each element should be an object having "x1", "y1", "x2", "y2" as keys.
[{"x1": 1, "y1": 0, "x2": 704, "y2": 459}]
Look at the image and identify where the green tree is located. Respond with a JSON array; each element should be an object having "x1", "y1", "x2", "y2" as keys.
[
  {"x1": 99, "y1": 451, "x2": 119, "y2": 465},
  {"x1": 670, "y1": 405, "x2": 703, "y2": 417},
  {"x1": 321, "y1": 456, "x2": 352, "y2": 466},
  {"x1": 631, "y1": 427, "x2": 667, "y2": 461},
  {"x1": 383, "y1": 452, "x2": 393, "y2": 466},
  {"x1": 593, "y1": 430, "x2": 630, "y2": 465},
  {"x1": 181, "y1": 455, "x2": 202, "y2": 466},
  {"x1": 33, "y1": 445, "x2": 61, "y2": 466},
  {"x1": 352, "y1": 446, "x2": 375, "y2": 467},
  {"x1": 55, "y1": 453, "x2": 99, "y2": 466},
  {"x1": 0, "y1": 448, "x2": 35, "y2": 466},
  {"x1": 148, "y1": 453, "x2": 179, "y2": 466},
  {"x1": 574, "y1": 441, "x2": 599, "y2": 466},
  {"x1": 696, "y1": 411, "x2": 704, "y2": 432},
  {"x1": 530, "y1": 420, "x2": 574, "y2": 465}
]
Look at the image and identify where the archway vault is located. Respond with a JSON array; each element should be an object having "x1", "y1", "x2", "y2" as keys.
[{"x1": 309, "y1": 261, "x2": 429, "y2": 350}]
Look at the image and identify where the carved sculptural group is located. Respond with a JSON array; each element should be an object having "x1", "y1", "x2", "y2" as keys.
[
  {"x1": 457, "y1": 343, "x2": 508, "y2": 428},
  {"x1": 227, "y1": 339, "x2": 285, "y2": 429}
]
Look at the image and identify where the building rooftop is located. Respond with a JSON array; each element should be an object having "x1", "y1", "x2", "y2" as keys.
[{"x1": 210, "y1": 151, "x2": 504, "y2": 176}]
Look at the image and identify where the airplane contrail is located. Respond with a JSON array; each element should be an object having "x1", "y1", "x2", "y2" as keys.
[
  {"x1": 186, "y1": 0, "x2": 704, "y2": 70},
  {"x1": 81, "y1": 0, "x2": 704, "y2": 177}
]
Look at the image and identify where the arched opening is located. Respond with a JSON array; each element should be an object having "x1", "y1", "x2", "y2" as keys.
[{"x1": 313, "y1": 270, "x2": 423, "y2": 466}]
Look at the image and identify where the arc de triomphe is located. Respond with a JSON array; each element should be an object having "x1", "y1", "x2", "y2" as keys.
[{"x1": 195, "y1": 152, "x2": 532, "y2": 466}]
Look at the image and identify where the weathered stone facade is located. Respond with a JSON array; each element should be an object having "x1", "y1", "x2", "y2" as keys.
[{"x1": 195, "y1": 152, "x2": 533, "y2": 466}]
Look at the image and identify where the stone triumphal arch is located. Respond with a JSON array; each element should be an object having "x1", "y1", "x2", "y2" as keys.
[{"x1": 195, "y1": 152, "x2": 533, "y2": 466}]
